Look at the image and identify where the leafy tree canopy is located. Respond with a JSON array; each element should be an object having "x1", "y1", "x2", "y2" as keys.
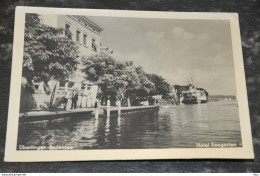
[
  {"x1": 146, "y1": 73, "x2": 171, "y2": 98},
  {"x1": 23, "y1": 14, "x2": 79, "y2": 83},
  {"x1": 81, "y1": 52, "x2": 155, "y2": 99}
]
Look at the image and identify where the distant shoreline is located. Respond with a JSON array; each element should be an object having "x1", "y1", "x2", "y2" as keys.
[{"x1": 209, "y1": 95, "x2": 236, "y2": 99}]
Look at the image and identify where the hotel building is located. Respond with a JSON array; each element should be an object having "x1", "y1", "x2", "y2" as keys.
[{"x1": 26, "y1": 15, "x2": 110, "y2": 110}]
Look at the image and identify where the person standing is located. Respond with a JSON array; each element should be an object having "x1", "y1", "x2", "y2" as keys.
[
  {"x1": 86, "y1": 93, "x2": 92, "y2": 108},
  {"x1": 77, "y1": 92, "x2": 83, "y2": 108},
  {"x1": 66, "y1": 90, "x2": 73, "y2": 110},
  {"x1": 81, "y1": 93, "x2": 87, "y2": 108},
  {"x1": 71, "y1": 90, "x2": 78, "y2": 109},
  {"x1": 61, "y1": 93, "x2": 68, "y2": 110}
]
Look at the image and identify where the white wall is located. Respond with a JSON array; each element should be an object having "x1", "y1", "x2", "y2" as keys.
[
  {"x1": 57, "y1": 15, "x2": 101, "y2": 56},
  {"x1": 32, "y1": 14, "x2": 102, "y2": 110},
  {"x1": 40, "y1": 14, "x2": 101, "y2": 56}
]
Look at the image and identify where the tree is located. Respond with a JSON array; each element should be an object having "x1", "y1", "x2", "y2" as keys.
[
  {"x1": 81, "y1": 52, "x2": 127, "y2": 86},
  {"x1": 123, "y1": 64, "x2": 154, "y2": 99},
  {"x1": 23, "y1": 14, "x2": 79, "y2": 83},
  {"x1": 81, "y1": 52, "x2": 127, "y2": 104},
  {"x1": 174, "y1": 84, "x2": 188, "y2": 99},
  {"x1": 81, "y1": 52, "x2": 155, "y2": 106},
  {"x1": 146, "y1": 73, "x2": 171, "y2": 99}
]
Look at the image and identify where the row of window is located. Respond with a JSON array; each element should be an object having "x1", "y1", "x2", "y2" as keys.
[{"x1": 65, "y1": 24, "x2": 97, "y2": 51}]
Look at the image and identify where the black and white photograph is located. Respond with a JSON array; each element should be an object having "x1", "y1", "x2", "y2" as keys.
[{"x1": 4, "y1": 7, "x2": 254, "y2": 161}]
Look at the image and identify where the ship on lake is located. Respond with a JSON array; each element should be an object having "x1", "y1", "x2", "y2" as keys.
[{"x1": 180, "y1": 84, "x2": 208, "y2": 104}]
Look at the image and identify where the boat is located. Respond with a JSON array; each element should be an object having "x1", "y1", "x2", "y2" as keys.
[
  {"x1": 181, "y1": 84, "x2": 208, "y2": 104},
  {"x1": 161, "y1": 105, "x2": 170, "y2": 108},
  {"x1": 161, "y1": 104, "x2": 178, "y2": 108}
]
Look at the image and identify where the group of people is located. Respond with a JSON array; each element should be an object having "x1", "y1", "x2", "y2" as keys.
[{"x1": 60, "y1": 90, "x2": 94, "y2": 110}]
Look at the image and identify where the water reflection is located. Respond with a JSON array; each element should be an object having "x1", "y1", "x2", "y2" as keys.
[{"x1": 17, "y1": 101, "x2": 242, "y2": 149}]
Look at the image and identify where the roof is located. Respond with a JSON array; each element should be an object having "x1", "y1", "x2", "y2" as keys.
[{"x1": 70, "y1": 15, "x2": 103, "y2": 33}]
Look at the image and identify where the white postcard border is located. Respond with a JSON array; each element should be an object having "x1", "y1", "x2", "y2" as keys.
[{"x1": 4, "y1": 6, "x2": 254, "y2": 162}]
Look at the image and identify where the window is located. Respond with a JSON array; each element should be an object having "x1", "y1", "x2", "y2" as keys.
[
  {"x1": 76, "y1": 30, "x2": 80, "y2": 42},
  {"x1": 65, "y1": 24, "x2": 70, "y2": 32},
  {"x1": 34, "y1": 84, "x2": 39, "y2": 90},
  {"x1": 83, "y1": 34, "x2": 87, "y2": 45},
  {"x1": 81, "y1": 83, "x2": 86, "y2": 90},
  {"x1": 68, "y1": 82, "x2": 74, "y2": 88},
  {"x1": 65, "y1": 24, "x2": 72, "y2": 40},
  {"x1": 59, "y1": 81, "x2": 66, "y2": 87},
  {"x1": 92, "y1": 39, "x2": 97, "y2": 52}
]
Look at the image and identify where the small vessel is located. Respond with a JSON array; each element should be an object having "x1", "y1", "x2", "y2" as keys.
[
  {"x1": 161, "y1": 105, "x2": 177, "y2": 108},
  {"x1": 181, "y1": 84, "x2": 208, "y2": 104},
  {"x1": 161, "y1": 105, "x2": 170, "y2": 108}
]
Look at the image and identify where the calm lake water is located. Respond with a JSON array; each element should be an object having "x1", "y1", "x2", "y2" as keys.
[{"x1": 17, "y1": 101, "x2": 242, "y2": 149}]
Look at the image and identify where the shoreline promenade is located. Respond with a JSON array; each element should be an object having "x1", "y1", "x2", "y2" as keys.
[{"x1": 19, "y1": 105, "x2": 160, "y2": 122}]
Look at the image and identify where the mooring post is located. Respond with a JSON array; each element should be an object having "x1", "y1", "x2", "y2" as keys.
[
  {"x1": 118, "y1": 100, "x2": 121, "y2": 116},
  {"x1": 127, "y1": 97, "x2": 131, "y2": 107},
  {"x1": 94, "y1": 100, "x2": 99, "y2": 119},
  {"x1": 107, "y1": 100, "x2": 110, "y2": 118},
  {"x1": 95, "y1": 108, "x2": 99, "y2": 119}
]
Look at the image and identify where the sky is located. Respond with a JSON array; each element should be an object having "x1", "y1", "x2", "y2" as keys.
[
  {"x1": 40, "y1": 14, "x2": 237, "y2": 96},
  {"x1": 86, "y1": 16, "x2": 237, "y2": 96}
]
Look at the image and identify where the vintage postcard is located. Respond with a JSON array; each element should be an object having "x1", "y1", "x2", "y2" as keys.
[{"x1": 5, "y1": 6, "x2": 254, "y2": 161}]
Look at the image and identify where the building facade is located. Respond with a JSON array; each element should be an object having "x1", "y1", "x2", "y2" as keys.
[
  {"x1": 23, "y1": 15, "x2": 107, "y2": 111},
  {"x1": 58, "y1": 15, "x2": 103, "y2": 55},
  {"x1": 54, "y1": 15, "x2": 103, "y2": 108}
]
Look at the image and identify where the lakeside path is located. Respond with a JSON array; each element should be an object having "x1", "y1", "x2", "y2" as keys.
[
  {"x1": 19, "y1": 108, "x2": 95, "y2": 122},
  {"x1": 19, "y1": 105, "x2": 160, "y2": 122}
]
